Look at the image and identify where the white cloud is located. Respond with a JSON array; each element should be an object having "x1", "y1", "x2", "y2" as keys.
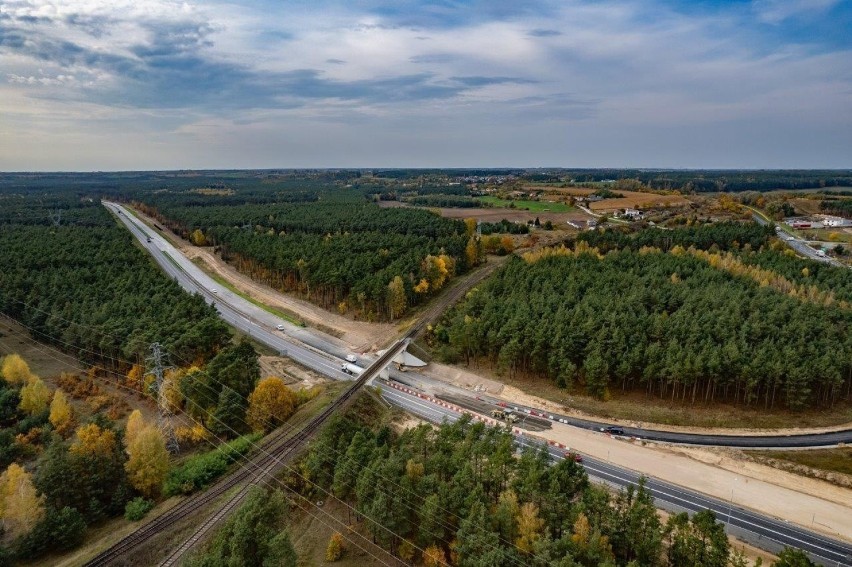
[
  {"x1": 752, "y1": 0, "x2": 841, "y2": 24},
  {"x1": 0, "y1": 0, "x2": 850, "y2": 168}
]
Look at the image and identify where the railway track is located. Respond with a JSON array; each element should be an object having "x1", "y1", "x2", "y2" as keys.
[{"x1": 85, "y1": 339, "x2": 409, "y2": 567}]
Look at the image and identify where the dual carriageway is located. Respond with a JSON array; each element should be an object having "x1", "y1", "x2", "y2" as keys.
[{"x1": 104, "y1": 202, "x2": 852, "y2": 566}]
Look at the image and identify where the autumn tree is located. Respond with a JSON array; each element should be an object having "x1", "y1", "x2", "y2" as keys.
[
  {"x1": 423, "y1": 544, "x2": 448, "y2": 567},
  {"x1": 49, "y1": 389, "x2": 74, "y2": 436},
  {"x1": 71, "y1": 423, "x2": 117, "y2": 458},
  {"x1": 126, "y1": 364, "x2": 144, "y2": 391},
  {"x1": 125, "y1": 410, "x2": 145, "y2": 446},
  {"x1": 387, "y1": 276, "x2": 407, "y2": 320},
  {"x1": 125, "y1": 425, "x2": 170, "y2": 498},
  {"x1": 326, "y1": 532, "x2": 344, "y2": 561},
  {"x1": 246, "y1": 377, "x2": 297, "y2": 433},
  {"x1": 19, "y1": 377, "x2": 51, "y2": 416},
  {"x1": 464, "y1": 217, "x2": 478, "y2": 237},
  {"x1": 0, "y1": 463, "x2": 45, "y2": 541},
  {"x1": 1, "y1": 354, "x2": 34, "y2": 385},
  {"x1": 465, "y1": 237, "x2": 481, "y2": 268},
  {"x1": 190, "y1": 228, "x2": 208, "y2": 246},
  {"x1": 515, "y1": 501, "x2": 544, "y2": 554}
]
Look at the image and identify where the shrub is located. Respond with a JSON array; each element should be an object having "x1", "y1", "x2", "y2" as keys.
[
  {"x1": 163, "y1": 434, "x2": 259, "y2": 496},
  {"x1": 124, "y1": 497, "x2": 154, "y2": 521}
]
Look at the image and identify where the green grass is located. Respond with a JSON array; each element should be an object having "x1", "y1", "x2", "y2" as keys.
[
  {"x1": 477, "y1": 196, "x2": 575, "y2": 213},
  {"x1": 750, "y1": 448, "x2": 852, "y2": 477},
  {"x1": 190, "y1": 258, "x2": 305, "y2": 327}
]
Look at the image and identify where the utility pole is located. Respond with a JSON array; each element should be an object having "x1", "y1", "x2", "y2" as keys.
[{"x1": 146, "y1": 342, "x2": 179, "y2": 453}]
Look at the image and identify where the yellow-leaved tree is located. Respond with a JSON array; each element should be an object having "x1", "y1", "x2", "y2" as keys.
[
  {"x1": 125, "y1": 409, "x2": 146, "y2": 446},
  {"x1": 325, "y1": 532, "x2": 344, "y2": 561},
  {"x1": 125, "y1": 425, "x2": 170, "y2": 498},
  {"x1": 515, "y1": 502, "x2": 544, "y2": 554},
  {"x1": 126, "y1": 364, "x2": 144, "y2": 391},
  {"x1": 1, "y1": 354, "x2": 34, "y2": 385},
  {"x1": 423, "y1": 544, "x2": 447, "y2": 567},
  {"x1": 0, "y1": 463, "x2": 45, "y2": 541},
  {"x1": 246, "y1": 377, "x2": 296, "y2": 433},
  {"x1": 190, "y1": 228, "x2": 208, "y2": 246},
  {"x1": 70, "y1": 423, "x2": 117, "y2": 458},
  {"x1": 49, "y1": 389, "x2": 74, "y2": 435},
  {"x1": 19, "y1": 377, "x2": 51, "y2": 416},
  {"x1": 387, "y1": 275, "x2": 407, "y2": 320}
]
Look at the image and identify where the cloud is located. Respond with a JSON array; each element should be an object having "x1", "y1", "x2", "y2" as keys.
[
  {"x1": 752, "y1": 0, "x2": 841, "y2": 24},
  {"x1": 0, "y1": 0, "x2": 850, "y2": 169},
  {"x1": 527, "y1": 28, "x2": 561, "y2": 37}
]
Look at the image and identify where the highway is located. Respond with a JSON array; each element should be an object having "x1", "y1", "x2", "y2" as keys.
[
  {"x1": 752, "y1": 211, "x2": 846, "y2": 268},
  {"x1": 105, "y1": 202, "x2": 852, "y2": 564},
  {"x1": 106, "y1": 201, "x2": 852, "y2": 449},
  {"x1": 382, "y1": 387, "x2": 852, "y2": 567}
]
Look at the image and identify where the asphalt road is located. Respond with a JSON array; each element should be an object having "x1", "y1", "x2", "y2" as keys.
[
  {"x1": 752, "y1": 212, "x2": 846, "y2": 268},
  {"x1": 106, "y1": 201, "x2": 852, "y2": 449},
  {"x1": 382, "y1": 387, "x2": 852, "y2": 567},
  {"x1": 107, "y1": 202, "x2": 852, "y2": 565}
]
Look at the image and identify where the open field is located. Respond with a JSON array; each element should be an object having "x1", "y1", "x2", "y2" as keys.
[
  {"x1": 0, "y1": 316, "x2": 82, "y2": 379},
  {"x1": 476, "y1": 195, "x2": 576, "y2": 212},
  {"x1": 587, "y1": 191, "x2": 691, "y2": 211},
  {"x1": 748, "y1": 448, "x2": 852, "y2": 479}
]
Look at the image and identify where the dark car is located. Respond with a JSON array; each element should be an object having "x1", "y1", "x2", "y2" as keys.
[
  {"x1": 602, "y1": 426, "x2": 624, "y2": 435},
  {"x1": 564, "y1": 451, "x2": 583, "y2": 463}
]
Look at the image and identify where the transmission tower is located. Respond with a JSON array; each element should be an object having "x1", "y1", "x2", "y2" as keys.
[
  {"x1": 146, "y1": 342, "x2": 179, "y2": 453},
  {"x1": 48, "y1": 209, "x2": 62, "y2": 227}
]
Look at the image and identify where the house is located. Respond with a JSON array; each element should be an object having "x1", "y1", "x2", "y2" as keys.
[
  {"x1": 823, "y1": 216, "x2": 852, "y2": 228},
  {"x1": 622, "y1": 208, "x2": 644, "y2": 220}
]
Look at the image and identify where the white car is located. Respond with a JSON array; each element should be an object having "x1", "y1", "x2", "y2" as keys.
[
  {"x1": 345, "y1": 354, "x2": 358, "y2": 363},
  {"x1": 276, "y1": 324, "x2": 286, "y2": 331},
  {"x1": 211, "y1": 288, "x2": 218, "y2": 294}
]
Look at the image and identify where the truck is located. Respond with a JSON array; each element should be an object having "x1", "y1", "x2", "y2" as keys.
[
  {"x1": 341, "y1": 362, "x2": 363, "y2": 376},
  {"x1": 491, "y1": 409, "x2": 519, "y2": 424}
]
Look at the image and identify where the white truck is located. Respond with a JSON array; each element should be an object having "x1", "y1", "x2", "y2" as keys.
[{"x1": 341, "y1": 362, "x2": 363, "y2": 376}]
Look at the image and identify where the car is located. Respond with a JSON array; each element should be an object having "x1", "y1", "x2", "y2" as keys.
[
  {"x1": 276, "y1": 324, "x2": 286, "y2": 331},
  {"x1": 564, "y1": 451, "x2": 583, "y2": 463},
  {"x1": 345, "y1": 354, "x2": 358, "y2": 363},
  {"x1": 211, "y1": 288, "x2": 218, "y2": 294},
  {"x1": 601, "y1": 426, "x2": 624, "y2": 435},
  {"x1": 146, "y1": 237, "x2": 151, "y2": 243}
]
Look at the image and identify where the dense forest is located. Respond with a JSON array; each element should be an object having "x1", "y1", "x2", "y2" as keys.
[
  {"x1": 0, "y1": 197, "x2": 231, "y2": 366},
  {"x1": 0, "y1": 343, "x2": 309, "y2": 562},
  {"x1": 134, "y1": 196, "x2": 476, "y2": 320},
  {"x1": 435, "y1": 225, "x2": 852, "y2": 410},
  {"x1": 289, "y1": 409, "x2": 808, "y2": 566},
  {"x1": 821, "y1": 198, "x2": 852, "y2": 217}
]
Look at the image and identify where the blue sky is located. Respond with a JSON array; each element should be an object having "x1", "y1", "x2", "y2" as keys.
[{"x1": 1, "y1": 0, "x2": 850, "y2": 170}]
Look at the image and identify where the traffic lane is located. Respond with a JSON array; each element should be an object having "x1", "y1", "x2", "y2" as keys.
[
  {"x1": 111, "y1": 202, "x2": 852, "y2": 449},
  {"x1": 109, "y1": 202, "x2": 351, "y2": 358},
  {"x1": 109, "y1": 203, "x2": 348, "y2": 379},
  {"x1": 475, "y1": 396, "x2": 852, "y2": 447},
  {"x1": 380, "y1": 389, "x2": 852, "y2": 566}
]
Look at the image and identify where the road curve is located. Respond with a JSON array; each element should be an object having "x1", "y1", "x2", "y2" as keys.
[{"x1": 382, "y1": 387, "x2": 852, "y2": 567}]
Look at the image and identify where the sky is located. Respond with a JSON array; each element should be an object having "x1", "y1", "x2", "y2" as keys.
[{"x1": 0, "y1": 0, "x2": 850, "y2": 170}]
